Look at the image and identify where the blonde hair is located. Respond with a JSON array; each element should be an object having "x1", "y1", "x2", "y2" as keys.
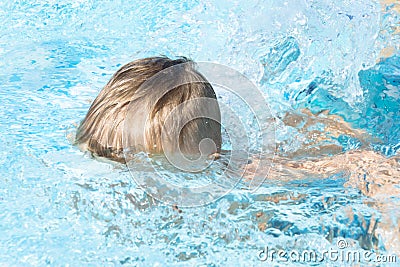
[{"x1": 75, "y1": 56, "x2": 222, "y2": 162}]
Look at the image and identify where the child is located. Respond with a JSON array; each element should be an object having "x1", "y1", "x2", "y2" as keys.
[{"x1": 75, "y1": 56, "x2": 399, "y2": 186}]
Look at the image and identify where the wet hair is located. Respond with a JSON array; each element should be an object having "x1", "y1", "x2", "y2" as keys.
[{"x1": 75, "y1": 56, "x2": 222, "y2": 162}]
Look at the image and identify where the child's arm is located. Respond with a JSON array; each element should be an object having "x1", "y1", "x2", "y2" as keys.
[
  {"x1": 278, "y1": 108, "x2": 380, "y2": 158},
  {"x1": 243, "y1": 150, "x2": 400, "y2": 197}
]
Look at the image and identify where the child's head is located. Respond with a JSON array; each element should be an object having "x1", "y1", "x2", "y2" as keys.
[{"x1": 75, "y1": 56, "x2": 222, "y2": 162}]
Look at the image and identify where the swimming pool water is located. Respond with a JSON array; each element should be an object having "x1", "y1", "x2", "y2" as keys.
[{"x1": 1, "y1": 0, "x2": 399, "y2": 266}]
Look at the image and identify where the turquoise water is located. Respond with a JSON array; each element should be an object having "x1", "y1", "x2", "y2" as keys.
[{"x1": 1, "y1": 0, "x2": 399, "y2": 266}]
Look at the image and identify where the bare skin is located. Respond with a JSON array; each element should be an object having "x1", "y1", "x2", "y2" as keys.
[
  {"x1": 244, "y1": 150, "x2": 400, "y2": 194},
  {"x1": 240, "y1": 109, "x2": 400, "y2": 255}
]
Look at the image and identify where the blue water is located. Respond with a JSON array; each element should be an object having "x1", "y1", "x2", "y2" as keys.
[{"x1": 1, "y1": 0, "x2": 399, "y2": 266}]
